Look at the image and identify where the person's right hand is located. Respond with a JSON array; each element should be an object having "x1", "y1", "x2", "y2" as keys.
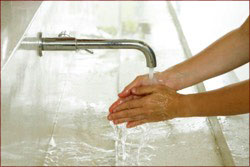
[
  {"x1": 120, "y1": 72, "x2": 171, "y2": 98},
  {"x1": 109, "y1": 72, "x2": 166, "y2": 113}
]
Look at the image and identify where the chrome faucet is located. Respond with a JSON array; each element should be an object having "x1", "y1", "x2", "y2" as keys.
[{"x1": 22, "y1": 32, "x2": 157, "y2": 68}]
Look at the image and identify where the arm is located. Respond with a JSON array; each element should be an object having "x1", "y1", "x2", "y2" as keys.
[
  {"x1": 108, "y1": 80, "x2": 249, "y2": 128},
  {"x1": 162, "y1": 17, "x2": 249, "y2": 90},
  {"x1": 184, "y1": 80, "x2": 249, "y2": 117}
]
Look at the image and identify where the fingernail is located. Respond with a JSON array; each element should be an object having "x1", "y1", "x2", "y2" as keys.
[
  {"x1": 108, "y1": 115, "x2": 112, "y2": 120},
  {"x1": 132, "y1": 88, "x2": 136, "y2": 93}
]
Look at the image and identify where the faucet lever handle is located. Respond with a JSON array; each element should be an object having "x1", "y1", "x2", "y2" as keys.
[
  {"x1": 76, "y1": 49, "x2": 94, "y2": 55},
  {"x1": 58, "y1": 31, "x2": 94, "y2": 54},
  {"x1": 58, "y1": 31, "x2": 71, "y2": 37},
  {"x1": 84, "y1": 49, "x2": 94, "y2": 54}
]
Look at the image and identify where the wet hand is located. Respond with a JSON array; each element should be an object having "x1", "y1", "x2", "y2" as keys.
[
  {"x1": 109, "y1": 72, "x2": 166, "y2": 113},
  {"x1": 117, "y1": 72, "x2": 164, "y2": 98},
  {"x1": 108, "y1": 85, "x2": 186, "y2": 128}
]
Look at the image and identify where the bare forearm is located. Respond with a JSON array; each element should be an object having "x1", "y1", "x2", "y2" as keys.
[
  {"x1": 162, "y1": 17, "x2": 249, "y2": 90},
  {"x1": 181, "y1": 80, "x2": 249, "y2": 117}
]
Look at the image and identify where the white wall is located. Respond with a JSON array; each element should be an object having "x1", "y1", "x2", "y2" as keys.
[{"x1": 178, "y1": 1, "x2": 249, "y2": 81}]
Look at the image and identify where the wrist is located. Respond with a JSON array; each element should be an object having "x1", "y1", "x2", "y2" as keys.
[
  {"x1": 160, "y1": 67, "x2": 185, "y2": 91},
  {"x1": 177, "y1": 94, "x2": 194, "y2": 118}
]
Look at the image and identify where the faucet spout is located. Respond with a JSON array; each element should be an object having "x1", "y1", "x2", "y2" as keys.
[
  {"x1": 75, "y1": 39, "x2": 157, "y2": 68},
  {"x1": 30, "y1": 33, "x2": 157, "y2": 68}
]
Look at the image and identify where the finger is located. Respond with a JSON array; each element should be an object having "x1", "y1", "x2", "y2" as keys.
[
  {"x1": 109, "y1": 95, "x2": 142, "y2": 113},
  {"x1": 131, "y1": 85, "x2": 159, "y2": 96},
  {"x1": 113, "y1": 118, "x2": 132, "y2": 124},
  {"x1": 113, "y1": 115, "x2": 145, "y2": 125},
  {"x1": 118, "y1": 76, "x2": 143, "y2": 98},
  {"x1": 109, "y1": 96, "x2": 133, "y2": 113},
  {"x1": 126, "y1": 119, "x2": 147, "y2": 128},
  {"x1": 113, "y1": 98, "x2": 143, "y2": 112},
  {"x1": 108, "y1": 108, "x2": 144, "y2": 120},
  {"x1": 109, "y1": 99, "x2": 123, "y2": 113}
]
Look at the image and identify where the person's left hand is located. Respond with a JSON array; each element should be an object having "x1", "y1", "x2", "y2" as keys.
[{"x1": 107, "y1": 85, "x2": 187, "y2": 128}]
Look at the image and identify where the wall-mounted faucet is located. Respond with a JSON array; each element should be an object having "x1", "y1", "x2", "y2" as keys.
[{"x1": 22, "y1": 32, "x2": 157, "y2": 68}]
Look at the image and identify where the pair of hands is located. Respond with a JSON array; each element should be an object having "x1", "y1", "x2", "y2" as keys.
[{"x1": 107, "y1": 74, "x2": 186, "y2": 128}]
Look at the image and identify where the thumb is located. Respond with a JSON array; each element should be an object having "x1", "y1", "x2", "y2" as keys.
[{"x1": 131, "y1": 85, "x2": 157, "y2": 96}]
